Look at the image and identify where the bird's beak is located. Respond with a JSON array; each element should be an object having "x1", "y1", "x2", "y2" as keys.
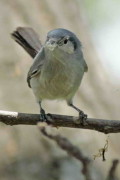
[{"x1": 45, "y1": 38, "x2": 57, "y2": 51}]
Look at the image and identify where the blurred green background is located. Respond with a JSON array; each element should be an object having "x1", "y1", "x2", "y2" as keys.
[{"x1": 0, "y1": 0, "x2": 120, "y2": 179}]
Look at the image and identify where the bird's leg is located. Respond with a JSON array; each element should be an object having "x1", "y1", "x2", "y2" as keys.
[
  {"x1": 68, "y1": 103, "x2": 87, "y2": 125},
  {"x1": 39, "y1": 101, "x2": 48, "y2": 122}
]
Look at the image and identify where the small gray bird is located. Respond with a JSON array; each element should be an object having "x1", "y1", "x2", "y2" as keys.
[{"x1": 12, "y1": 27, "x2": 88, "y2": 122}]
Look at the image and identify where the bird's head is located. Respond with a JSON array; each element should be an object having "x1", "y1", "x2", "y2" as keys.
[{"x1": 45, "y1": 28, "x2": 81, "y2": 54}]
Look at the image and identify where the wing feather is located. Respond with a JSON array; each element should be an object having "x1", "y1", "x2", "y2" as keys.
[{"x1": 27, "y1": 47, "x2": 45, "y2": 87}]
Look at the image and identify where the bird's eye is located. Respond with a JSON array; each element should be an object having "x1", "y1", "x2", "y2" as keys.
[{"x1": 64, "y1": 39, "x2": 68, "y2": 44}]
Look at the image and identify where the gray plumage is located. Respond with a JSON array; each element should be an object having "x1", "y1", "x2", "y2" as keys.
[
  {"x1": 12, "y1": 27, "x2": 88, "y2": 120},
  {"x1": 11, "y1": 27, "x2": 41, "y2": 58},
  {"x1": 28, "y1": 28, "x2": 88, "y2": 105}
]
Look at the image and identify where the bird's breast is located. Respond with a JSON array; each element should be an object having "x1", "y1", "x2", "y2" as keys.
[{"x1": 31, "y1": 57, "x2": 84, "y2": 101}]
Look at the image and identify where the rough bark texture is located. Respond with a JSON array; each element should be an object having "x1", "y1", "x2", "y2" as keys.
[{"x1": 0, "y1": 110, "x2": 120, "y2": 134}]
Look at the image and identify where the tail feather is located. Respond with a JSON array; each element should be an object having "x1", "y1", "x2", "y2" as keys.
[{"x1": 11, "y1": 27, "x2": 42, "y2": 58}]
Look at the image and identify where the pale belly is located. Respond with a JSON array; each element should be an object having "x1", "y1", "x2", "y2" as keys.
[{"x1": 30, "y1": 61, "x2": 84, "y2": 102}]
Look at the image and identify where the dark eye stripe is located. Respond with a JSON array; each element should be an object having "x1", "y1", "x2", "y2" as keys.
[
  {"x1": 57, "y1": 36, "x2": 77, "y2": 50},
  {"x1": 58, "y1": 37, "x2": 68, "y2": 46},
  {"x1": 69, "y1": 37, "x2": 77, "y2": 50}
]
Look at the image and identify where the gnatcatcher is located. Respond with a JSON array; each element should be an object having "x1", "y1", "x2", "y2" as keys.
[{"x1": 12, "y1": 27, "x2": 88, "y2": 122}]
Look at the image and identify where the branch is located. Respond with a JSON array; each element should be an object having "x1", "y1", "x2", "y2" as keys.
[
  {"x1": 0, "y1": 110, "x2": 120, "y2": 134},
  {"x1": 39, "y1": 125, "x2": 92, "y2": 180},
  {"x1": 1, "y1": 109, "x2": 119, "y2": 179},
  {"x1": 107, "y1": 160, "x2": 119, "y2": 180}
]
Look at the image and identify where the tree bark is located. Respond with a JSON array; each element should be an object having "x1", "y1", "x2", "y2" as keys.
[{"x1": 0, "y1": 110, "x2": 120, "y2": 134}]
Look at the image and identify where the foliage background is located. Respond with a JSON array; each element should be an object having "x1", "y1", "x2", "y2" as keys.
[{"x1": 0, "y1": 0, "x2": 120, "y2": 179}]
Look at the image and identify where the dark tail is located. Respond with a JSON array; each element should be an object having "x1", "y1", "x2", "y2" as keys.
[{"x1": 11, "y1": 27, "x2": 42, "y2": 58}]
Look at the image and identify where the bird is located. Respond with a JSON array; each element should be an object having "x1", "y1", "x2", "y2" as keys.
[{"x1": 12, "y1": 27, "x2": 88, "y2": 123}]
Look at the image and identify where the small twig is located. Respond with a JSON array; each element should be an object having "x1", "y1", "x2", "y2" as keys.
[
  {"x1": 102, "y1": 138, "x2": 109, "y2": 161},
  {"x1": 38, "y1": 123, "x2": 92, "y2": 180},
  {"x1": 107, "y1": 159, "x2": 119, "y2": 180},
  {"x1": 93, "y1": 137, "x2": 109, "y2": 161}
]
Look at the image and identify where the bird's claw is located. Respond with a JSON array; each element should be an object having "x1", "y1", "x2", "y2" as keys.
[
  {"x1": 40, "y1": 109, "x2": 48, "y2": 122},
  {"x1": 79, "y1": 111, "x2": 87, "y2": 125}
]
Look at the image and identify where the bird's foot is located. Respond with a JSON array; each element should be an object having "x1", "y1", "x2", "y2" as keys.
[
  {"x1": 40, "y1": 108, "x2": 48, "y2": 122},
  {"x1": 79, "y1": 111, "x2": 87, "y2": 125}
]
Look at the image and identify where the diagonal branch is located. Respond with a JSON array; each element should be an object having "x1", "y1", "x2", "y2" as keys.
[
  {"x1": 107, "y1": 159, "x2": 119, "y2": 180},
  {"x1": 0, "y1": 110, "x2": 120, "y2": 134},
  {"x1": 39, "y1": 125, "x2": 92, "y2": 180}
]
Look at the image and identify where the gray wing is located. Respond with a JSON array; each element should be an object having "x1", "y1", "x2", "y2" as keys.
[
  {"x1": 84, "y1": 59, "x2": 88, "y2": 72},
  {"x1": 81, "y1": 51, "x2": 88, "y2": 72},
  {"x1": 78, "y1": 50, "x2": 88, "y2": 72},
  {"x1": 27, "y1": 47, "x2": 45, "y2": 87}
]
